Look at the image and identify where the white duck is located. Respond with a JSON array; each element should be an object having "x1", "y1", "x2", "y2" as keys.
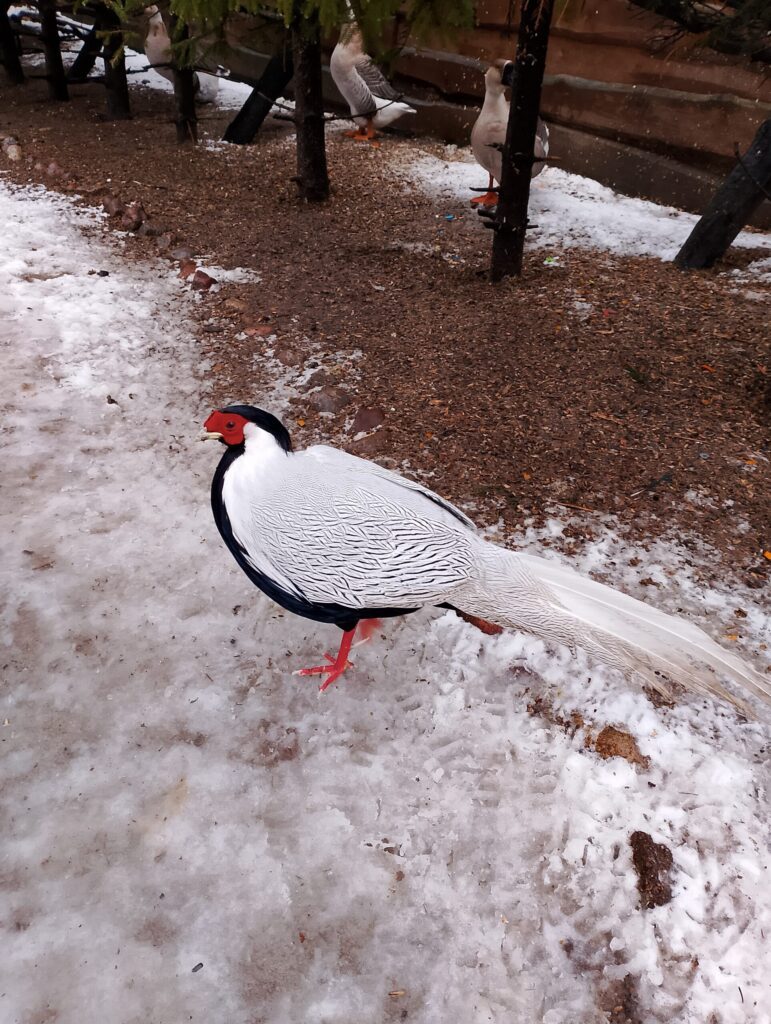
[
  {"x1": 470, "y1": 60, "x2": 549, "y2": 207},
  {"x1": 144, "y1": 6, "x2": 219, "y2": 105},
  {"x1": 330, "y1": 22, "x2": 415, "y2": 142}
]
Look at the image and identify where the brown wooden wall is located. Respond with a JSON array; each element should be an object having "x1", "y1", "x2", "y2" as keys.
[
  {"x1": 207, "y1": 1, "x2": 771, "y2": 225},
  {"x1": 409, "y1": 1, "x2": 769, "y2": 168}
]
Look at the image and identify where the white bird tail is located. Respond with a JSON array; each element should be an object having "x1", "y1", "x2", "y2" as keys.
[{"x1": 457, "y1": 545, "x2": 770, "y2": 713}]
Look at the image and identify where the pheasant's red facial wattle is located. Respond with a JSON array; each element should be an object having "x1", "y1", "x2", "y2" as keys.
[{"x1": 204, "y1": 410, "x2": 249, "y2": 446}]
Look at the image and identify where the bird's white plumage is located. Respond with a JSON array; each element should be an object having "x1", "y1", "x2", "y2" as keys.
[
  {"x1": 222, "y1": 436, "x2": 477, "y2": 609},
  {"x1": 471, "y1": 64, "x2": 549, "y2": 183},
  {"x1": 143, "y1": 6, "x2": 219, "y2": 103},
  {"x1": 219, "y1": 422, "x2": 770, "y2": 712},
  {"x1": 330, "y1": 23, "x2": 416, "y2": 129}
]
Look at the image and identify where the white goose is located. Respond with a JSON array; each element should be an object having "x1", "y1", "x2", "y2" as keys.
[
  {"x1": 143, "y1": 6, "x2": 219, "y2": 104},
  {"x1": 330, "y1": 22, "x2": 415, "y2": 142},
  {"x1": 470, "y1": 60, "x2": 549, "y2": 207}
]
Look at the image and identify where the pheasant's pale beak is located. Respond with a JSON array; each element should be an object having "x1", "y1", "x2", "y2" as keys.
[{"x1": 201, "y1": 431, "x2": 224, "y2": 441}]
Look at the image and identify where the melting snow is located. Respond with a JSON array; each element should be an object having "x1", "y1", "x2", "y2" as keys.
[
  {"x1": 402, "y1": 151, "x2": 771, "y2": 266},
  {"x1": 2, "y1": 180, "x2": 771, "y2": 1024}
]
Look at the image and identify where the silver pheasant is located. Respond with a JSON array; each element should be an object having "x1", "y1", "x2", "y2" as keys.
[{"x1": 204, "y1": 404, "x2": 769, "y2": 709}]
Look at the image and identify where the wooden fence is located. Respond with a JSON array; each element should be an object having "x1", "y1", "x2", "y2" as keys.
[{"x1": 202, "y1": 1, "x2": 771, "y2": 226}]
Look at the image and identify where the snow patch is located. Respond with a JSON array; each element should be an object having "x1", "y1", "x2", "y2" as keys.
[
  {"x1": 402, "y1": 149, "x2": 771, "y2": 268},
  {"x1": 1, "y1": 181, "x2": 770, "y2": 1024}
]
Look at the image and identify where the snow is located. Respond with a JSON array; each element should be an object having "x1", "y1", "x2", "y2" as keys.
[
  {"x1": 402, "y1": 150, "x2": 771, "y2": 266},
  {"x1": 2, "y1": 178, "x2": 771, "y2": 1024},
  {"x1": 6, "y1": 24, "x2": 770, "y2": 1016},
  {"x1": 123, "y1": 46, "x2": 254, "y2": 111}
]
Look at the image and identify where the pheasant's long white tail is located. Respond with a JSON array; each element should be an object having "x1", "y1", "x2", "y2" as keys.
[{"x1": 458, "y1": 546, "x2": 770, "y2": 712}]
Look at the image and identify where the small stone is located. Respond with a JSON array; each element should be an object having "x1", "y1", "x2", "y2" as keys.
[
  {"x1": 223, "y1": 297, "x2": 247, "y2": 312},
  {"x1": 46, "y1": 161, "x2": 65, "y2": 178},
  {"x1": 102, "y1": 195, "x2": 125, "y2": 217},
  {"x1": 629, "y1": 831, "x2": 673, "y2": 909},
  {"x1": 120, "y1": 203, "x2": 148, "y2": 232},
  {"x1": 191, "y1": 269, "x2": 217, "y2": 291},
  {"x1": 350, "y1": 431, "x2": 384, "y2": 456},
  {"x1": 350, "y1": 406, "x2": 385, "y2": 435},
  {"x1": 170, "y1": 246, "x2": 195, "y2": 261},
  {"x1": 2, "y1": 137, "x2": 22, "y2": 162},
  {"x1": 136, "y1": 221, "x2": 165, "y2": 238},
  {"x1": 154, "y1": 232, "x2": 175, "y2": 252},
  {"x1": 244, "y1": 324, "x2": 274, "y2": 338},
  {"x1": 178, "y1": 259, "x2": 197, "y2": 279},
  {"x1": 309, "y1": 386, "x2": 350, "y2": 414},
  {"x1": 273, "y1": 343, "x2": 303, "y2": 367},
  {"x1": 301, "y1": 368, "x2": 332, "y2": 390}
]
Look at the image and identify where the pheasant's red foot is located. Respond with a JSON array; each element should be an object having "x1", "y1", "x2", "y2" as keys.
[
  {"x1": 297, "y1": 653, "x2": 354, "y2": 692},
  {"x1": 470, "y1": 192, "x2": 498, "y2": 207},
  {"x1": 295, "y1": 620, "x2": 382, "y2": 692}
]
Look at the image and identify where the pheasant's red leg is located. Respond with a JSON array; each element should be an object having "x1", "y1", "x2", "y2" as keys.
[
  {"x1": 296, "y1": 618, "x2": 383, "y2": 692},
  {"x1": 297, "y1": 627, "x2": 357, "y2": 692}
]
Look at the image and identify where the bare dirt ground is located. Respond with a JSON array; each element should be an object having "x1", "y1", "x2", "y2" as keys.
[{"x1": 2, "y1": 74, "x2": 769, "y2": 585}]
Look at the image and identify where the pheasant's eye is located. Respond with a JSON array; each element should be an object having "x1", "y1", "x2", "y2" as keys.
[{"x1": 226, "y1": 421, "x2": 235, "y2": 429}]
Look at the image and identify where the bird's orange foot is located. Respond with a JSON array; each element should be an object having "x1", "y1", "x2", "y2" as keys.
[
  {"x1": 470, "y1": 192, "x2": 498, "y2": 207},
  {"x1": 344, "y1": 127, "x2": 380, "y2": 145}
]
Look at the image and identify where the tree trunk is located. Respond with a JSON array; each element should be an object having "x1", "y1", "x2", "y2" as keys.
[
  {"x1": 67, "y1": 24, "x2": 100, "y2": 82},
  {"x1": 99, "y1": 5, "x2": 131, "y2": 120},
  {"x1": 490, "y1": 0, "x2": 555, "y2": 281},
  {"x1": 223, "y1": 48, "x2": 294, "y2": 145},
  {"x1": 38, "y1": 0, "x2": 68, "y2": 100},
  {"x1": 170, "y1": 16, "x2": 197, "y2": 143},
  {"x1": 0, "y1": 0, "x2": 24, "y2": 84},
  {"x1": 675, "y1": 118, "x2": 771, "y2": 269},
  {"x1": 290, "y1": 14, "x2": 328, "y2": 202}
]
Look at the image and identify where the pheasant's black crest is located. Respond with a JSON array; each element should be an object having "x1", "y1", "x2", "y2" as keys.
[{"x1": 222, "y1": 404, "x2": 293, "y2": 453}]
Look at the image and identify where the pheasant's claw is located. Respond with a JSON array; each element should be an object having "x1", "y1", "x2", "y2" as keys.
[
  {"x1": 293, "y1": 624, "x2": 370, "y2": 692},
  {"x1": 295, "y1": 653, "x2": 336, "y2": 676},
  {"x1": 318, "y1": 660, "x2": 354, "y2": 693}
]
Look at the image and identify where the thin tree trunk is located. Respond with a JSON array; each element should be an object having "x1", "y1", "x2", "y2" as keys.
[
  {"x1": 170, "y1": 16, "x2": 197, "y2": 143},
  {"x1": 675, "y1": 118, "x2": 771, "y2": 269},
  {"x1": 0, "y1": 0, "x2": 24, "y2": 84},
  {"x1": 490, "y1": 0, "x2": 555, "y2": 282},
  {"x1": 290, "y1": 14, "x2": 328, "y2": 201},
  {"x1": 99, "y1": 5, "x2": 130, "y2": 120},
  {"x1": 38, "y1": 0, "x2": 68, "y2": 100},
  {"x1": 67, "y1": 24, "x2": 100, "y2": 82},
  {"x1": 223, "y1": 48, "x2": 294, "y2": 145}
]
